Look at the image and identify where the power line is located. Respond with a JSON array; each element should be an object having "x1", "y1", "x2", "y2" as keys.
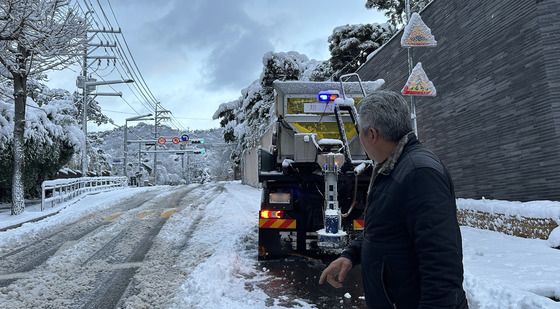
[
  {"x1": 101, "y1": 108, "x2": 138, "y2": 115},
  {"x1": 78, "y1": 0, "x2": 186, "y2": 132},
  {"x1": 106, "y1": 0, "x2": 159, "y2": 104}
]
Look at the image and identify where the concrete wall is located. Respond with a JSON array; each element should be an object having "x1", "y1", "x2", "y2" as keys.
[{"x1": 357, "y1": 0, "x2": 560, "y2": 201}]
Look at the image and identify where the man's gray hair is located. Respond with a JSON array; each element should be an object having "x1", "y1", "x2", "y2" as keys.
[{"x1": 358, "y1": 90, "x2": 412, "y2": 142}]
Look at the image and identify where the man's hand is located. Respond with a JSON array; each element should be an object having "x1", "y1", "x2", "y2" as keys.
[{"x1": 319, "y1": 257, "x2": 353, "y2": 288}]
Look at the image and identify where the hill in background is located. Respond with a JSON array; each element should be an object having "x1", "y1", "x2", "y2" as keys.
[{"x1": 89, "y1": 124, "x2": 235, "y2": 185}]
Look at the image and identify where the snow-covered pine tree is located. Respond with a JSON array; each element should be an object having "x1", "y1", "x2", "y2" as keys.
[
  {"x1": 0, "y1": 0, "x2": 86, "y2": 215},
  {"x1": 328, "y1": 23, "x2": 393, "y2": 80},
  {"x1": 365, "y1": 0, "x2": 432, "y2": 27}
]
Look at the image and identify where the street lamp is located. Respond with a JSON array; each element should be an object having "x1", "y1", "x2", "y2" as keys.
[
  {"x1": 81, "y1": 78, "x2": 134, "y2": 175},
  {"x1": 124, "y1": 113, "x2": 153, "y2": 179}
]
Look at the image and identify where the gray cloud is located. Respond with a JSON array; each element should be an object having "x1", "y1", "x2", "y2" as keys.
[{"x1": 138, "y1": 0, "x2": 274, "y2": 90}]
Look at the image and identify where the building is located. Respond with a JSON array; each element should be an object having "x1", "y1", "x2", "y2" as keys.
[{"x1": 357, "y1": 0, "x2": 560, "y2": 201}]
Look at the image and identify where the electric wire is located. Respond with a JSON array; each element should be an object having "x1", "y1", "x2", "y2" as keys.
[{"x1": 77, "y1": 0, "x2": 186, "y2": 131}]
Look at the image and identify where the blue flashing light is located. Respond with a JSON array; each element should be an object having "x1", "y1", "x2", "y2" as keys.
[{"x1": 318, "y1": 91, "x2": 339, "y2": 103}]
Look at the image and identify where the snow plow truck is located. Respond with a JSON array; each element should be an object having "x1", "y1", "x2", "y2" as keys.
[{"x1": 258, "y1": 74, "x2": 384, "y2": 260}]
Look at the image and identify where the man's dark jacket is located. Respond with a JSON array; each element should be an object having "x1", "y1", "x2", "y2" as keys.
[{"x1": 341, "y1": 135, "x2": 468, "y2": 309}]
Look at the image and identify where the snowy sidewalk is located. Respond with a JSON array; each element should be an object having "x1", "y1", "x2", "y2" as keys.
[
  {"x1": 0, "y1": 187, "x2": 160, "y2": 232},
  {"x1": 0, "y1": 201, "x2": 64, "y2": 231},
  {"x1": 462, "y1": 227, "x2": 560, "y2": 308}
]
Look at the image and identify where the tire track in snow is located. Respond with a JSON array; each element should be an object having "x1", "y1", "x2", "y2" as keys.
[
  {"x1": 0, "y1": 185, "x2": 199, "y2": 309},
  {"x1": 115, "y1": 183, "x2": 226, "y2": 309},
  {"x1": 78, "y1": 185, "x2": 201, "y2": 309}
]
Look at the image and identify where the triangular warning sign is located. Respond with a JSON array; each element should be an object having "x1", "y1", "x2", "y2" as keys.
[
  {"x1": 402, "y1": 62, "x2": 437, "y2": 96},
  {"x1": 401, "y1": 12, "x2": 437, "y2": 47}
]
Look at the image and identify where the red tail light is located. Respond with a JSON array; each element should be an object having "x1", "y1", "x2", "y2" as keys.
[{"x1": 260, "y1": 210, "x2": 284, "y2": 219}]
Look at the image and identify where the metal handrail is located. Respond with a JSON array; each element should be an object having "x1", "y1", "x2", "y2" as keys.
[{"x1": 41, "y1": 176, "x2": 128, "y2": 210}]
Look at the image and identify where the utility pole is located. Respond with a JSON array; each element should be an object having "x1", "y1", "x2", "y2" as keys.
[
  {"x1": 405, "y1": 0, "x2": 418, "y2": 137},
  {"x1": 123, "y1": 114, "x2": 153, "y2": 178},
  {"x1": 187, "y1": 152, "x2": 191, "y2": 184},
  {"x1": 80, "y1": 25, "x2": 128, "y2": 175},
  {"x1": 152, "y1": 103, "x2": 171, "y2": 185},
  {"x1": 153, "y1": 102, "x2": 158, "y2": 184}
]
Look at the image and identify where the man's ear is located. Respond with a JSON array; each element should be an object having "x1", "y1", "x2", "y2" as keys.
[{"x1": 368, "y1": 127, "x2": 378, "y2": 143}]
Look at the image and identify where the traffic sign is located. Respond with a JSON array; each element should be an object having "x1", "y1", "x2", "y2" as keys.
[
  {"x1": 401, "y1": 62, "x2": 436, "y2": 96},
  {"x1": 172, "y1": 137, "x2": 180, "y2": 144},
  {"x1": 191, "y1": 138, "x2": 204, "y2": 144},
  {"x1": 157, "y1": 137, "x2": 167, "y2": 145},
  {"x1": 401, "y1": 13, "x2": 437, "y2": 47},
  {"x1": 180, "y1": 134, "x2": 189, "y2": 142}
]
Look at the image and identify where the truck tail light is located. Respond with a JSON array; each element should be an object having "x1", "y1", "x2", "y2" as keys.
[{"x1": 260, "y1": 210, "x2": 284, "y2": 219}]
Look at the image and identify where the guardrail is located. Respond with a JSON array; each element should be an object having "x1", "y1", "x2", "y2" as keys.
[{"x1": 41, "y1": 176, "x2": 128, "y2": 211}]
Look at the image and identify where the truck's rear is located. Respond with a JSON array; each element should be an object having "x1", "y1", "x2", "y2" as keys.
[{"x1": 258, "y1": 78, "x2": 384, "y2": 259}]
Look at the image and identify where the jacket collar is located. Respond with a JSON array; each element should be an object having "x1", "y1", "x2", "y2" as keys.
[
  {"x1": 367, "y1": 132, "x2": 416, "y2": 198},
  {"x1": 374, "y1": 131, "x2": 417, "y2": 176}
]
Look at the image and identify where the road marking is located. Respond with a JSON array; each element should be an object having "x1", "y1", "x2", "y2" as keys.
[
  {"x1": 160, "y1": 208, "x2": 178, "y2": 219},
  {"x1": 137, "y1": 210, "x2": 157, "y2": 220},
  {"x1": 104, "y1": 212, "x2": 123, "y2": 222}
]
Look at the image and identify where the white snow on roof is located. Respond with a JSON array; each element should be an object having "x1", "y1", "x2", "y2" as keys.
[{"x1": 273, "y1": 80, "x2": 385, "y2": 96}]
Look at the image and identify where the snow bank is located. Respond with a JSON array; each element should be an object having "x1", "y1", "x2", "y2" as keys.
[
  {"x1": 548, "y1": 226, "x2": 560, "y2": 248},
  {"x1": 462, "y1": 227, "x2": 560, "y2": 307},
  {"x1": 457, "y1": 198, "x2": 560, "y2": 220},
  {"x1": 170, "y1": 182, "x2": 313, "y2": 308}
]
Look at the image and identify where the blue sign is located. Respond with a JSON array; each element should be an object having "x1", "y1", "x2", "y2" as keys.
[{"x1": 180, "y1": 134, "x2": 189, "y2": 142}]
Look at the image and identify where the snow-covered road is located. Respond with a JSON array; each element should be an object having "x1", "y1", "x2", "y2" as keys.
[{"x1": 0, "y1": 182, "x2": 559, "y2": 308}]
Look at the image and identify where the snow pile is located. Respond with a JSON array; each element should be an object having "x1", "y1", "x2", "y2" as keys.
[
  {"x1": 462, "y1": 227, "x2": 560, "y2": 307},
  {"x1": 169, "y1": 182, "x2": 313, "y2": 308},
  {"x1": 457, "y1": 198, "x2": 560, "y2": 220},
  {"x1": 548, "y1": 227, "x2": 560, "y2": 248}
]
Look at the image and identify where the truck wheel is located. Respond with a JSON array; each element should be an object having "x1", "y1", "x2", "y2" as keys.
[{"x1": 258, "y1": 229, "x2": 284, "y2": 260}]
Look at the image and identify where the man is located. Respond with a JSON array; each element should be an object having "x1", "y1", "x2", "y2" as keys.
[{"x1": 319, "y1": 91, "x2": 468, "y2": 309}]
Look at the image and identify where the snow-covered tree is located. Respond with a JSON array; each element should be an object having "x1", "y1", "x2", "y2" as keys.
[
  {"x1": 328, "y1": 23, "x2": 393, "y2": 80},
  {"x1": 0, "y1": 0, "x2": 86, "y2": 214},
  {"x1": 309, "y1": 60, "x2": 334, "y2": 82},
  {"x1": 73, "y1": 92, "x2": 113, "y2": 126},
  {"x1": 0, "y1": 81, "x2": 84, "y2": 201},
  {"x1": 88, "y1": 135, "x2": 112, "y2": 175},
  {"x1": 214, "y1": 51, "x2": 320, "y2": 166},
  {"x1": 365, "y1": 0, "x2": 431, "y2": 27},
  {"x1": 213, "y1": 99, "x2": 240, "y2": 144}
]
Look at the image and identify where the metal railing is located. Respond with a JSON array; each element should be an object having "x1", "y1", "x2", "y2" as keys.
[{"x1": 41, "y1": 176, "x2": 128, "y2": 211}]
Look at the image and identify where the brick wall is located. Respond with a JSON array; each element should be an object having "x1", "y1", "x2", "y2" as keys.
[{"x1": 357, "y1": 0, "x2": 560, "y2": 201}]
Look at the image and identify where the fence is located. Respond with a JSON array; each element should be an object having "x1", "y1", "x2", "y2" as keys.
[{"x1": 41, "y1": 177, "x2": 128, "y2": 211}]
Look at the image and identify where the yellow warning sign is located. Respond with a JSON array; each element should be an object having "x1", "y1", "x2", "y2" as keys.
[
  {"x1": 402, "y1": 62, "x2": 437, "y2": 96},
  {"x1": 401, "y1": 12, "x2": 437, "y2": 47}
]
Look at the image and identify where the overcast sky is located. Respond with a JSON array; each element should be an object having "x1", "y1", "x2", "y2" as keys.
[{"x1": 48, "y1": 0, "x2": 385, "y2": 132}]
